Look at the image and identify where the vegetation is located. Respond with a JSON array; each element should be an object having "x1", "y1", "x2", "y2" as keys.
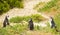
[
  {"x1": 37, "y1": 0, "x2": 60, "y2": 12},
  {"x1": 38, "y1": 0, "x2": 57, "y2": 12},
  {"x1": 54, "y1": 13, "x2": 60, "y2": 30},
  {"x1": 10, "y1": 14, "x2": 45, "y2": 23},
  {"x1": 33, "y1": 2, "x2": 46, "y2": 10},
  {"x1": 0, "y1": 0, "x2": 24, "y2": 15},
  {"x1": 0, "y1": 23, "x2": 28, "y2": 35},
  {"x1": 33, "y1": 0, "x2": 60, "y2": 34},
  {"x1": 0, "y1": 0, "x2": 60, "y2": 35},
  {"x1": 0, "y1": 13, "x2": 60, "y2": 35},
  {"x1": 0, "y1": 22, "x2": 59, "y2": 35}
]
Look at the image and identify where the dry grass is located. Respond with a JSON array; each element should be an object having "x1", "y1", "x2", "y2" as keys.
[{"x1": 34, "y1": 2, "x2": 46, "y2": 10}]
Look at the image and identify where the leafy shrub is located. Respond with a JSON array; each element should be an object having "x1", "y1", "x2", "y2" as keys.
[
  {"x1": 0, "y1": 1, "x2": 10, "y2": 15},
  {"x1": 0, "y1": 0, "x2": 24, "y2": 15},
  {"x1": 5, "y1": 0, "x2": 24, "y2": 8}
]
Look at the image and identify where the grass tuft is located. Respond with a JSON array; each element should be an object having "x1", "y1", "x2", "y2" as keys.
[{"x1": 10, "y1": 14, "x2": 45, "y2": 23}]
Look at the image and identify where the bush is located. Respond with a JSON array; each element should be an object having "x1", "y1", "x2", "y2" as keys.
[
  {"x1": 5, "y1": 0, "x2": 24, "y2": 8},
  {"x1": 0, "y1": 1, "x2": 10, "y2": 15},
  {"x1": 0, "y1": 0, "x2": 24, "y2": 15},
  {"x1": 10, "y1": 14, "x2": 45, "y2": 23}
]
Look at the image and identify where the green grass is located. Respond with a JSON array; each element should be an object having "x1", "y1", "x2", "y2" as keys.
[
  {"x1": 38, "y1": 0, "x2": 59, "y2": 12},
  {"x1": 34, "y1": 22, "x2": 60, "y2": 35},
  {"x1": 0, "y1": 20, "x2": 60, "y2": 35},
  {"x1": 0, "y1": 23, "x2": 28, "y2": 35},
  {"x1": 33, "y1": 2, "x2": 46, "y2": 9},
  {"x1": 54, "y1": 13, "x2": 60, "y2": 30},
  {"x1": 10, "y1": 14, "x2": 45, "y2": 23}
]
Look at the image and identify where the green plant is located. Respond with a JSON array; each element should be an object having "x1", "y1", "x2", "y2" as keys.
[
  {"x1": 0, "y1": 1, "x2": 10, "y2": 15},
  {"x1": 38, "y1": 0, "x2": 58, "y2": 12},
  {"x1": 10, "y1": 14, "x2": 45, "y2": 23},
  {"x1": 0, "y1": 23, "x2": 28, "y2": 35},
  {"x1": 31, "y1": 14, "x2": 45, "y2": 22},
  {"x1": 54, "y1": 13, "x2": 60, "y2": 30},
  {"x1": 10, "y1": 16, "x2": 24, "y2": 23},
  {"x1": 0, "y1": 0, "x2": 24, "y2": 15}
]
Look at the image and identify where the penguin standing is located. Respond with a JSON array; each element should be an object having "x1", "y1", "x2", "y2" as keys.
[
  {"x1": 50, "y1": 17, "x2": 56, "y2": 28},
  {"x1": 28, "y1": 18, "x2": 34, "y2": 30},
  {"x1": 3, "y1": 16, "x2": 9, "y2": 27}
]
